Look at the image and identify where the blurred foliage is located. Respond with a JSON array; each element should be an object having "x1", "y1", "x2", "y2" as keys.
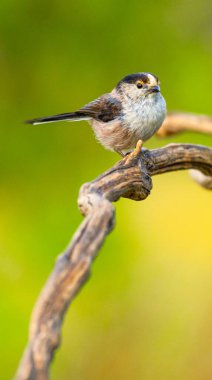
[{"x1": 0, "y1": 0, "x2": 212, "y2": 379}]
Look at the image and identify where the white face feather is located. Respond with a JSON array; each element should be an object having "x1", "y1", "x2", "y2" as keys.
[
  {"x1": 147, "y1": 73, "x2": 159, "y2": 86},
  {"x1": 119, "y1": 73, "x2": 160, "y2": 102}
]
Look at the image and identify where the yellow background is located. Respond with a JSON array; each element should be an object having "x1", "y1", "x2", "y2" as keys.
[{"x1": 0, "y1": 1, "x2": 211, "y2": 379}]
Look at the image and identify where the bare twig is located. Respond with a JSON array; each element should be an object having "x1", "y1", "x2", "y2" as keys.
[
  {"x1": 157, "y1": 112, "x2": 212, "y2": 137},
  {"x1": 15, "y1": 140, "x2": 212, "y2": 380}
]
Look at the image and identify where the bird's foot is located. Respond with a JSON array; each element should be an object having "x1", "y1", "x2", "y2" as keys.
[
  {"x1": 132, "y1": 140, "x2": 143, "y2": 157},
  {"x1": 115, "y1": 140, "x2": 143, "y2": 159},
  {"x1": 125, "y1": 140, "x2": 143, "y2": 163},
  {"x1": 123, "y1": 140, "x2": 143, "y2": 164}
]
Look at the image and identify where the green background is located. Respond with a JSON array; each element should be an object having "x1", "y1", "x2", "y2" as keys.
[{"x1": 0, "y1": 0, "x2": 212, "y2": 379}]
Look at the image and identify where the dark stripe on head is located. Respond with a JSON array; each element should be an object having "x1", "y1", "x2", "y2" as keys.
[{"x1": 117, "y1": 72, "x2": 158, "y2": 88}]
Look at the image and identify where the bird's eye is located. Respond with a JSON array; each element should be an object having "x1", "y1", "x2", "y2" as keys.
[{"x1": 136, "y1": 82, "x2": 143, "y2": 89}]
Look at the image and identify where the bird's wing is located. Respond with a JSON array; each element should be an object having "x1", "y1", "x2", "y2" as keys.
[{"x1": 77, "y1": 94, "x2": 122, "y2": 122}]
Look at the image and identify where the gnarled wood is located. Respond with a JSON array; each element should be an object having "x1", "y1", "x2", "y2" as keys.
[{"x1": 15, "y1": 140, "x2": 212, "y2": 380}]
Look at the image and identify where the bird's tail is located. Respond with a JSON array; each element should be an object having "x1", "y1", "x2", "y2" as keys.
[{"x1": 25, "y1": 112, "x2": 90, "y2": 125}]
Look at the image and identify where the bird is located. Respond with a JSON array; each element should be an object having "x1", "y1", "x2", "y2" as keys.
[{"x1": 26, "y1": 72, "x2": 166, "y2": 156}]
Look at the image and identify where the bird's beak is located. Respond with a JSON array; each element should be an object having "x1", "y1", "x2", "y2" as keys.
[{"x1": 146, "y1": 85, "x2": 160, "y2": 95}]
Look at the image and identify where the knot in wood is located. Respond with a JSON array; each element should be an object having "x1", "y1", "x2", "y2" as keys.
[{"x1": 78, "y1": 153, "x2": 152, "y2": 206}]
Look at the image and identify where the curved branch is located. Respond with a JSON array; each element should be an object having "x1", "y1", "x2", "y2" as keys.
[
  {"x1": 189, "y1": 169, "x2": 212, "y2": 190},
  {"x1": 157, "y1": 112, "x2": 212, "y2": 137},
  {"x1": 144, "y1": 144, "x2": 212, "y2": 176},
  {"x1": 15, "y1": 142, "x2": 212, "y2": 380}
]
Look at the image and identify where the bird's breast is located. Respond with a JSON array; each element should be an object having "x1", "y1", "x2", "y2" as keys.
[
  {"x1": 89, "y1": 94, "x2": 166, "y2": 151},
  {"x1": 122, "y1": 93, "x2": 166, "y2": 141}
]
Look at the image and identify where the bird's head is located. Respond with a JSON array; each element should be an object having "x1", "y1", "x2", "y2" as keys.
[{"x1": 116, "y1": 72, "x2": 161, "y2": 101}]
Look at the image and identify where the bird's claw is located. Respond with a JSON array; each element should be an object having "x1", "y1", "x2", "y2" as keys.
[{"x1": 123, "y1": 140, "x2": 143, "y2": 164}]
